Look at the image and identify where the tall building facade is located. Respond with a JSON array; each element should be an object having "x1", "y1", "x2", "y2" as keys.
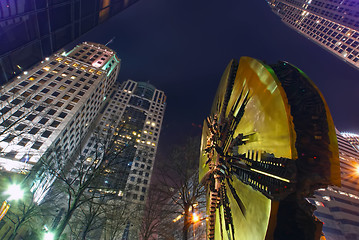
[
  {"x1": 309, "y1": 130, "x2": 359, "y2": 240},
  {"x1": 267, "y1": 0, "x2": 359, "y2": 69},
  {"x1": 0, "y1": 41, "x2": 120, "y2": 201},
  {"x1": 78, "y1": 79, "x2": 166, "y2": 203},
  {"x1": 0, "y1": 0, "x2": 139, "y2": 84},
  {"x1": 342, "y1": 132, "x2": 359, "y2": 151}
]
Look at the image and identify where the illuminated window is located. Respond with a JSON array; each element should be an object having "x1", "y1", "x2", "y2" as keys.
[
  {"x1": 55, "y1": 102, "x2": 64, "y2": 107},
  {"x1": 44, "y1": 98, "x2": 53, "y2": 104},
  {"x1": 56, "y1": 57, "x2": 63, "y2": 62},
  {"x1": 33, "y1": 95, "x2": 42, "y2": 101},
  {"x1": 71, "y1": 98, "x2": 80, "y2": 103},
  {"x1": 322, "y1": 196, "x2": 331, "y2": 201},
  {"x1": 43, "y1": 66, "x2": 50, "y2": 71}
]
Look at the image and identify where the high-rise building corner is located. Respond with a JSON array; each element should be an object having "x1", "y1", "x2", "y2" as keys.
[
  {"x1": 0, "y1": 41, "x2": 120, "y2": 202},
  {"x1": 267, "y1": 0, "x2": 359, "y2": 70}
]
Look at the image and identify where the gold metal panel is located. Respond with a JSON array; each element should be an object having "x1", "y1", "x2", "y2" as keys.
[
  {"x1": 231, "y1": 57, "x2": 297, "y2": 160},
  {"x1": 200, "y1": 57, "x2": 340, "y2": 240}
]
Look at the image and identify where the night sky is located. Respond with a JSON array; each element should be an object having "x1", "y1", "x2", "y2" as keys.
[{"x1": 66, "y1": 0, "x2": 359, "y2": 160}]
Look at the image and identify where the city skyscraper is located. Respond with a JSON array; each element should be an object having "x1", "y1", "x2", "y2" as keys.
[
  {"x1": 342, "y1": 132, "x2": 359, "y2": 152},
  {"x1": 267, "y1": 0, "x2": 359, "y2": 69},
  {"x1": 0, "y1": 0, "x2": 139, "y2": 84},
  {"x1": 0, "y1": 41, "x2": 120, "y2": 201},
  {"x1": 309, "y1": 130, "x2": 359, "y2": 240},
  {"x1": 78, "y1": 79, "x2": 166, "y2": 203}
]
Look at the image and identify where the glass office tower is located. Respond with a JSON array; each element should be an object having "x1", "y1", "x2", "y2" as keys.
[
  {"x1": 309, "y1": 130, "x2": 359, "y2": 240},
  {"x1": 0, "y1": 0, "x2": 138, "y2": 84},
  {"x1": 267, "y1": 0, "x2": 359, "y2": 69}
]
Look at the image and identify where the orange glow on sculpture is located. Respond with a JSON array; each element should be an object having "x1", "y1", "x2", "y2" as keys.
[{"x1": 200, "y1": 57, "x2": 340, "y2": 240}]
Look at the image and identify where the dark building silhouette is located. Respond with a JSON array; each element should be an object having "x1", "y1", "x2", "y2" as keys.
[{"x1": 0, "y1": 0, "x2": 139, "y2": 84}]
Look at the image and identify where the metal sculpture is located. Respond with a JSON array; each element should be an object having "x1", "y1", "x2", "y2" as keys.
[{"x1": 199, "y1": 57, "x2": 340, "y2": 240}]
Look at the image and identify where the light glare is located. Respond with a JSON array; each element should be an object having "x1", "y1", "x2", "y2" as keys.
[
  {"x1": 44, "y1": 232, "x2": 55, "y2": 240},
  {"x1": 5, "y1": 184, "x2": 24, "y2": 201},
  {"x1": 192, "y1": 213, "x2": 200, "y2": 223}
]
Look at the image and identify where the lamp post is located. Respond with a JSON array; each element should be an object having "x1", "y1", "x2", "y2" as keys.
[
  {"x1": 191, "y1": 212, "x2": 208, "y2": 240},
  {"x1": 192, "y1": 213, "x2": 199, "y2": 239}
]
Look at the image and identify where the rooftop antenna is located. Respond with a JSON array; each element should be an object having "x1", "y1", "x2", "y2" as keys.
[{"x1": 105, "y1": 37, "x2": 115, "y2": 46}]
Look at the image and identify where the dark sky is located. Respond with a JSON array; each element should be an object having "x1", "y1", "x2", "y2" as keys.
[{"x1": 66, "y1": 0, "x2": 359, "y2": 158}]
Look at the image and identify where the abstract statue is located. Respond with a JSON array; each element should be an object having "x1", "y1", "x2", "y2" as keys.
[{"x1": 199, "y1": 57, "x2": 340, "y2": 240}]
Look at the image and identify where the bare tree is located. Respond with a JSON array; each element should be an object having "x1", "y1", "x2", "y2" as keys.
[
  {"x1": 66, "y1": 195, "x2": 106, "y2": 240},
  {"x1": 29, "y1": 115, "x2": 141, "y2": 240},
  {"x1": 156, "y1": 137, "x2": 207, "y2": 240},
  {"x1": 101, "y1": 199, "x2": 141, "y2": 240},
  {"x1": 0, "y1": 174, "x2": 60, "y2": 240},
  {"x1": 138, "y1": 188, "x2": 173, "y2": 240}
]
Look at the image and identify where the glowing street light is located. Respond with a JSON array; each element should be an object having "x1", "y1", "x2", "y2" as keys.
[
  {"x1": 4, "y1": 184, "x2": 24, "y2": 201},
  {"x1": 0, "y1": 184, "x2": 24, "y2": 220},
  {"x1": 355, "y1": 165, "x2": 359, "y2": 175},
  {"x1": 192, "y1": 213, "x2": 200, "y2": 223},
  {"x1": 43, "y1": 231, "x2": 55, "y2": 240}
]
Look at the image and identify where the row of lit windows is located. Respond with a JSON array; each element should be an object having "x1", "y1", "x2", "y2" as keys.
[
  {"x1": 55, "y1": 57, "x2": 103, "y2": 75},
  {"x1": 318, "y1": 186, "x2": 359, "y2": 200},
  {"x1": 284, "y1": 7, "x2": 359, "y2": 65}
]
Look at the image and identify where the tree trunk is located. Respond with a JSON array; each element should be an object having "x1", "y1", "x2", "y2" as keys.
[
  {"x1": 54, "y1": 196, "x2": 80, "y2": 240},
  {"x1": 8, "y1": 216, "x2": 26, "y2": 240},
  {"x1": 182, "y1": 208, "x2": 190, "y2": 240},
  {"x1": 81, "y1": 217, "x2": 93, "y2": 240},
  {"x1": 8, "y1": 223, "x2": 21, "y2": 240}
]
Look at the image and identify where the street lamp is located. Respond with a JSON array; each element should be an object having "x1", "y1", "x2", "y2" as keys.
[
  {"x1": 4, "y1": 184, "x2": 24, "y2": 201},
  {"x1": 43, "y1": 231, "x2": 55, "y2": 240},
  {"x1": 192, "y1": 213, "x2": 200, "y2": 223},
  {"x1": 0, "y1": 184, "x2": 25, "y2": 221}
]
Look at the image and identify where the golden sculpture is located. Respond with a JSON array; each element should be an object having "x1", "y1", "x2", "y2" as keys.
[{"x1": 200, "y1": 57, "x2": 340, "y2": 240}]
